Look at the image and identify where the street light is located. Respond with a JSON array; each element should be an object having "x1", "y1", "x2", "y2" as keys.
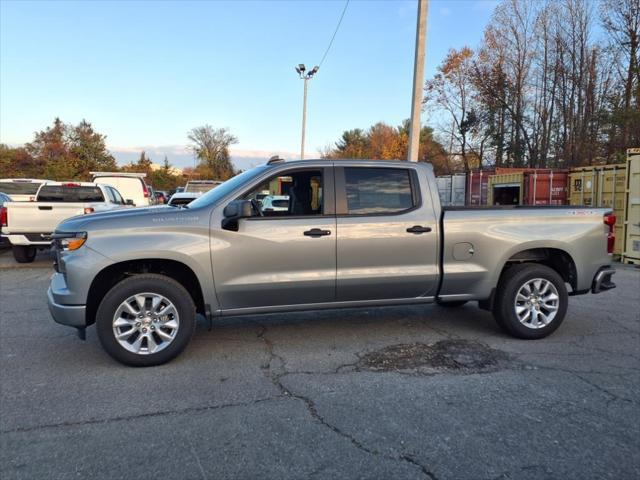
[{"x1": 296, "y1": 64, "x2": 319, "y2": 160}]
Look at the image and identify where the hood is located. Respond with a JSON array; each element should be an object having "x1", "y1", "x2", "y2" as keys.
[{"x1": 56, "y1": 205, "x2": 180, "y2": 232}]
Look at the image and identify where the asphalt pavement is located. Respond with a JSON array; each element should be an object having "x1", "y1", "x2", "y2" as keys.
[{"x1": 1, "y1": 250, "x2": 639, "y2": 479}]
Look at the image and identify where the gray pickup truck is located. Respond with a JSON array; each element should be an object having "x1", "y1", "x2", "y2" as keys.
[{"x1": 48, "y1": 159, "x2": 617, "y2": 366}]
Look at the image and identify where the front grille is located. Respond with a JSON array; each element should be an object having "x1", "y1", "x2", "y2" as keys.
[{"x1": 51, "y1": 241, "x2": 60, "y2": 273}]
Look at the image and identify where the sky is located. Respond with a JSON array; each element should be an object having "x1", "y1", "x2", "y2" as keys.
[{"x1": 0, "y1": 0, "x2": 499, "y2": 169}]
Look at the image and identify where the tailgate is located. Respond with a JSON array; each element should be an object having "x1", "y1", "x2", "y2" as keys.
[{"x1": 4, "y1": 203, "x2": 86, "y2": 233}]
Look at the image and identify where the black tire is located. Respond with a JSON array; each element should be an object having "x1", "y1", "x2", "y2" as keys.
[
  {"x1": 436, "y1": 300, "x2": 468, "y2": 308},
  {"x1": 96, "y1": 274, "x2": 196, "y2": 367},
  {"x1": 493, "y1": 263, "x2": 568, "y2": 339},
  {"x1": 13, "y1": 246, "x2": 36, "y2": 263}
]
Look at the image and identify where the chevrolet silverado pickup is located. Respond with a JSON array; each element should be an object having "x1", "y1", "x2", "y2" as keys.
[
  {"x1": 47, "y1": 159, "x2": 617, "y2": 366},
  {"x1": 1, "y1": 182, "x2": 131, "y2": 263}
]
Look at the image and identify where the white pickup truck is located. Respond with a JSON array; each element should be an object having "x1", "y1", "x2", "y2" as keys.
[{"x1": 0, "y1": 182, "x2": 131, "y2": 263}]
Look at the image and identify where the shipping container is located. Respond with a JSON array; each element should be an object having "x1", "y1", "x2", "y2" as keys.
[
  {"x1": 569, "y1": 163, "x2": 627, "y2": 255},
  {"x1": 488, "y1": 172, "x2": 524, "y2": 205},
  {"x1": 623, "y1": 148, "x2": 640, "y2": 264},
  {"x1": 523, "y1": 171, "x2": 569, "y2": 205},
  {"x1": 436, "y1": 174, "x2": 466, "y2": 206},
  {"x1": 488, "y1": 170, "x2": 569, "y2": 206},
  {"x1": 466, "y1": 169, "x2": 494, "y2": 206},
  {"x1": 569, "y1": 168, "x2": 599, "y2": 206}
]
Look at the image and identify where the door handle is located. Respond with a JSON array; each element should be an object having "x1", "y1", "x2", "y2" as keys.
[
  {"x1": 38, "y1": 206, "x2": 53, "y2": 210},
  {"x1": 406, "y1": 225, "x2": 432, "y2": 234},
  {"x1": 303, "y1": 228, "x2": 331, "y2": 237}
]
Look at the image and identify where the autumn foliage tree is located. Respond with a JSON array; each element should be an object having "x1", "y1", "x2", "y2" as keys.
[
  {"x1": 323, "y1": 120, "x2": 450, "y2": 175},
  {"x1": 423, "y1": 47, "x2": 485, "y2": 172},
  {"x1": 1, "y1": 117, "x2": 118, "y2": 180}
]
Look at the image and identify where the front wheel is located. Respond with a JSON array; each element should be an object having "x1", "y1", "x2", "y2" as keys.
[
  {"x1": 493, "y1": 264, "x2": 568, "y2": 339},
  {"x1": 96, "y1": 274, "x2": 196, "y2": 366},
  {"x1": 13, "y1": 245, "x2": 37, "y2": 263}
]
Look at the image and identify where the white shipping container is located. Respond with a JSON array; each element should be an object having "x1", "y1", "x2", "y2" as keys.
[{"x1": 436, "y1": 174, "x2": 466, "y2": 206}]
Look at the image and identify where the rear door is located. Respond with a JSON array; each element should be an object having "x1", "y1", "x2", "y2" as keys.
[
  {"x1": 94, "y1": 177, "x2": 147, "y2": 206},
  {"x1": 212, "y1": 166, "x2": 336, "y2": 310},
  {"x1": 335, "y1": 166, "x2": 439, "y2": 301}
]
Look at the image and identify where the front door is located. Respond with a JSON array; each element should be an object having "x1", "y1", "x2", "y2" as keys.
[
  {"x1": 212, "y1": 167, "x2": 336, "y2": 311},
  {"x1": 335, "y1": 166, "x2": 439, "y2": 302}
]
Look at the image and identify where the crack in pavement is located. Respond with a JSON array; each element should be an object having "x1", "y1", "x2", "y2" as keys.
[
  {"x1": 254, "y1": 321, "x2": 440, "y2": 480},
  {"x1": 1, "y1": 395, "x2": 284, "y2": 435}
]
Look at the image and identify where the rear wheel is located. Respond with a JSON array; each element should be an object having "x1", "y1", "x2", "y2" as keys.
[
  {"x1": 96, "y1": 274, "x2": 196, "y2": 366},
  {"x1": 493, "y1": 264, "x2": 568, "y2": 339},
  {"x1": 12, "y1": 246, "x2": 36, "y2": 263}
]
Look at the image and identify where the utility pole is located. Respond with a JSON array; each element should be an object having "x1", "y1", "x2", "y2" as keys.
[
  {"x1": 301, "y1": 77, "x2": 308, "y2": 160},
  {"x1": 407, "y1": 0, "x2": 429, "y2": 162},
  {"x1": 295, "y1": 64, "x2": 319, "y2": 160}
]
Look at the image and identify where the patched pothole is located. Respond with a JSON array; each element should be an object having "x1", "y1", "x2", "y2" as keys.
[{"x1": 358, "y1": 339, "x2": 511, "y2": 375}]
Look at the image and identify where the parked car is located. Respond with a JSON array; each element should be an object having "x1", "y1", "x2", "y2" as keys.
[
  {"x1": 1, "y1": 182, "x2": 131, "y2": 263},
  {"x1": 48, "y1": 159, "x2": 616, "y2": 366},
  {"x1": 0, "y1": 178, "x2": 49, "y2": 202},
  {"x1": 154, "y1": 191, "x2": 168, "y2": 204},
  {"x1": 0, "y1": 192, "x2": 12, "y2": 247},
  {"x1": 260, "y1": 195, "x2": 289, "y2": 212},
  {"x1": 90, "y1": 172, "x2": 151, "y2": 207},
  {"x1": 184, "y1": 180, "x2": 222, "y2": 194},
  {"x1": 167, "y1": 192, "x2": 200, "y2": 207}
]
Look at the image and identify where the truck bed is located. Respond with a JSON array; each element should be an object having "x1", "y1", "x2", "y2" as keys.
[{"x1": 3, "y1": 202, "x2": 90, "y2": 233}]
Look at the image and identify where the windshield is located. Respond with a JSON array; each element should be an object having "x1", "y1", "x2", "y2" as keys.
[
  {"x1": 188, "y1": 166, "x2": 271, "y2": 209},
  {"x1": 169, "y1": 197, "x2": 196, "y2": 206},
  {"x1": 185, "y1": 184, "x2": 217, "y2": 193}
]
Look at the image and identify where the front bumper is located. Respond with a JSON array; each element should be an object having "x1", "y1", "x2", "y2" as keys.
[
  {"x1": 47, "y1": 285, "x2": 86, "y2": 327},
  {"x1": 591, "y1": 267, "x2": 616, "y2": 294}
]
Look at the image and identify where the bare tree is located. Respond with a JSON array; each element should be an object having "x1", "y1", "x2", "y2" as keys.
[
  {"x1": 601, "y1": 0, "x2": 640, "y2": 153},
  {"x1": 424, "y1": 47, "x2": 485, "y2": 171},
  {"x1": 187, "y1": 125, "x2": 238, "y2": 180}
]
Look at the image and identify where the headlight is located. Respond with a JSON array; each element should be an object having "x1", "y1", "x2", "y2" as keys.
[{"x1": 53, "y1": 232, "x2": 88, "y2": 251}]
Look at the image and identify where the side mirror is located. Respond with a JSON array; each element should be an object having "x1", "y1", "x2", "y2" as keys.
[
  {"x1": 222, "y1": 200, "x2": 254, "y2": 231},
  {"x1": 126, "y1": 199, "x2": 135, "y2": 206}
]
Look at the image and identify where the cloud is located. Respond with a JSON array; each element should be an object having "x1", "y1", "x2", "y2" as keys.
[{"x1": 108, "y1": 145, "x2": 299, "y2": 171}]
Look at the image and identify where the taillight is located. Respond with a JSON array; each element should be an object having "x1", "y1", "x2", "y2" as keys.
[
  {"x1": 604, "y1": 214, "x2": 616, "y2": 254},
  {"x1": 0, "y1": 207, "x2": 7, "y2": 227},
  {"x1": 84, "y1": 207, "x2": 95, "y2": 214},
  {"x1": 142, "y1": 183, "x2": 149, "y2": 198}
]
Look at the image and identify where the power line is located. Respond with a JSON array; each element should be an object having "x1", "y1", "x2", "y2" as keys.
[{"x1": 318, "y1": 0, "x2": 350, "y2": 68}]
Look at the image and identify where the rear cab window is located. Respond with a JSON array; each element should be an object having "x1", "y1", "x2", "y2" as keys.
[
  {"x1": 342, "y1": 167, "x2": 417, "y2": 215},
  {"x1": 37, "y1": 185, "x2": 105, "y2": 202},
  {"x1": 0, "y1": 181, "x2": 41, "y2": 195}
]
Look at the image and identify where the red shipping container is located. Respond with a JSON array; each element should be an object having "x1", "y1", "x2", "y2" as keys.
[
  {"x1": 523, "y1": 171, "x2": 569, "y2": 205},
  {"x1": 466, "y1": 169, "x2": 494, "y2": 206}
]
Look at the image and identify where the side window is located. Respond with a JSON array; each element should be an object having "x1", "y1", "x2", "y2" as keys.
[
  {"x1": 111, "y1": 187, "x2": 125, "y2": 205},
  {"x1": 105, "y1": 187, "x2": 117, "y2": 204},
  {"x1": 242, "y1": 169, "x2": 324, "y2": 217},
  {"x1": 344, "y1": 168, "x2": 415, "y2": 215}
]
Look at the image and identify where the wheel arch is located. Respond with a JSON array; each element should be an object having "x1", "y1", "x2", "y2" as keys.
[
  {"x1": 480, "y1": 247, "x2": 577, "y2": 311},
  {"x1": 86, "y1": 259, "x2": 206, "y2": 326}
]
